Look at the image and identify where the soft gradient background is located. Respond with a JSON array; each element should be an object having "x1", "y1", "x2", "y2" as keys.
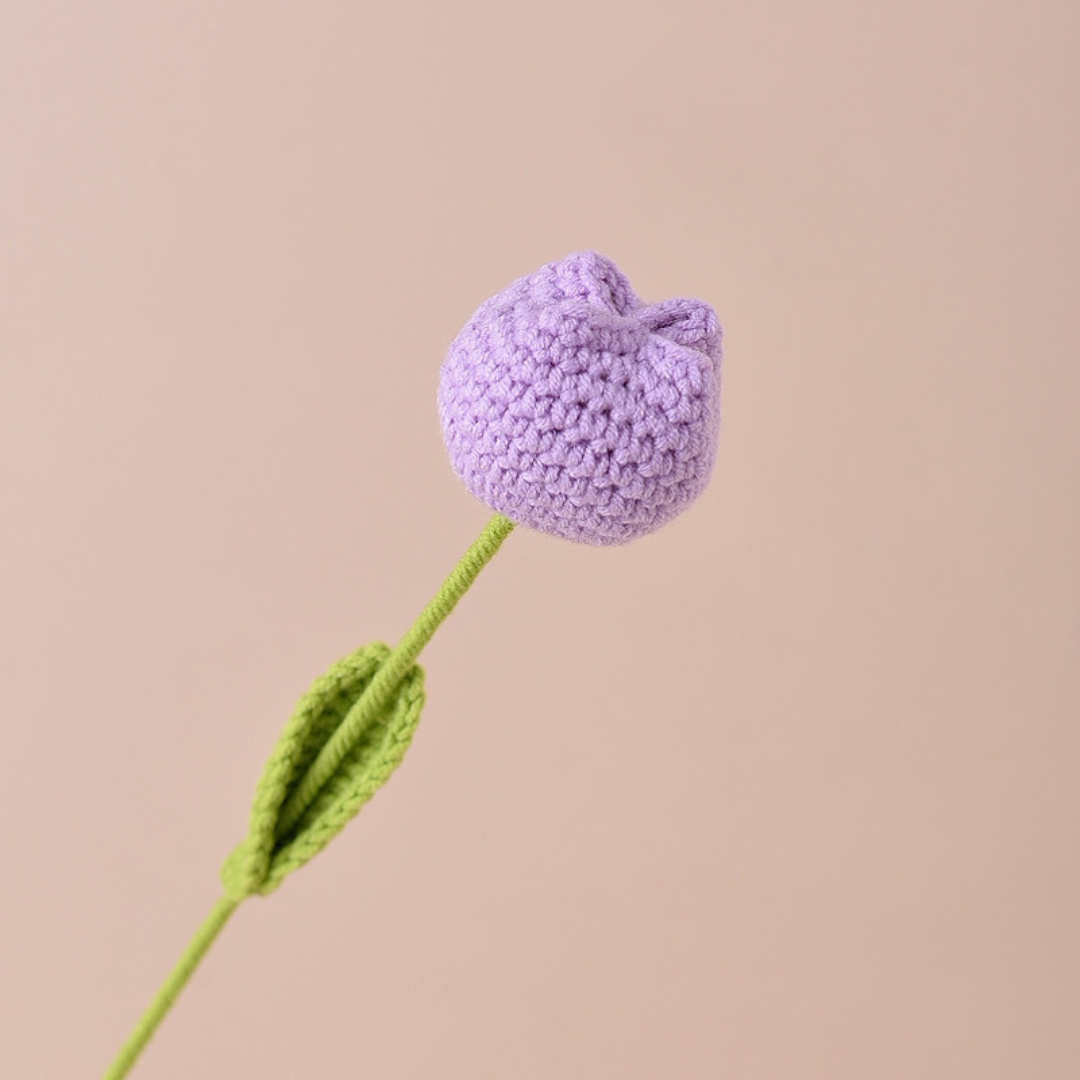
[{"x1": 2, "y1": 3, "x2": 1077, "y2": 1078}]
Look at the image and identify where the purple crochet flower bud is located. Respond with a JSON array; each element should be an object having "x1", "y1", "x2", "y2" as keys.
[{"x1": 438, "y1": 251, "x2": 723, "y2": 545}]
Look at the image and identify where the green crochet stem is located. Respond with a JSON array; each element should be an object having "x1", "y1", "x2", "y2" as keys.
[
  {"x1": 102, "y1": 512, "x2": 515, "y2": 1080},
  {"x1": 102, "y1": 897, "x2": 239, "y2": 1080}
]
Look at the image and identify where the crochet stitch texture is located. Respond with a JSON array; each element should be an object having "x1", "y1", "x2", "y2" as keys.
[{"x1": 438, "y1": 251, "x2": 723, "y2": 545}]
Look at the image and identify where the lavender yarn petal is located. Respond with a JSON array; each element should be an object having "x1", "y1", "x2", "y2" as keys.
[{"x1": 437, "y1": 251, "x2": 723, "y2": 545}]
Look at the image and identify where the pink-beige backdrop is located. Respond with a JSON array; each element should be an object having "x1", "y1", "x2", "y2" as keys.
[{"x1": 2, "y1": 2, "x2": 1077, "y2": 1077}]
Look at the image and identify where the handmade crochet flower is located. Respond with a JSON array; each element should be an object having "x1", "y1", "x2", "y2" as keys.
[
  {"x1": 438, "y1": 251, "x2": 723, "y2": 544},
  {"x1": 102, "y1": 252, "x2": 726, "y2": 1080}
]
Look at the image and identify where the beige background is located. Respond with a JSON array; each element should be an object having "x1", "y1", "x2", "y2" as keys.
[{"x1": 2, "y1": 2, "x2": 1077, "y2": 1077}]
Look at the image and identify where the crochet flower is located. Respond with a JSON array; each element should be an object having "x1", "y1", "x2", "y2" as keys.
[
  {"x1": 102, "y1": 252, "x2": 726, "y2": 1080},
  {"x1": 438, "y1": 251, "x2": 723, "y2": 545}
]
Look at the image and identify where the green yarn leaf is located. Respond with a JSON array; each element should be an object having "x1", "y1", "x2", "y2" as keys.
[{"x1": 221, "y1": 641, "x2": 425, "y2": 899}]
